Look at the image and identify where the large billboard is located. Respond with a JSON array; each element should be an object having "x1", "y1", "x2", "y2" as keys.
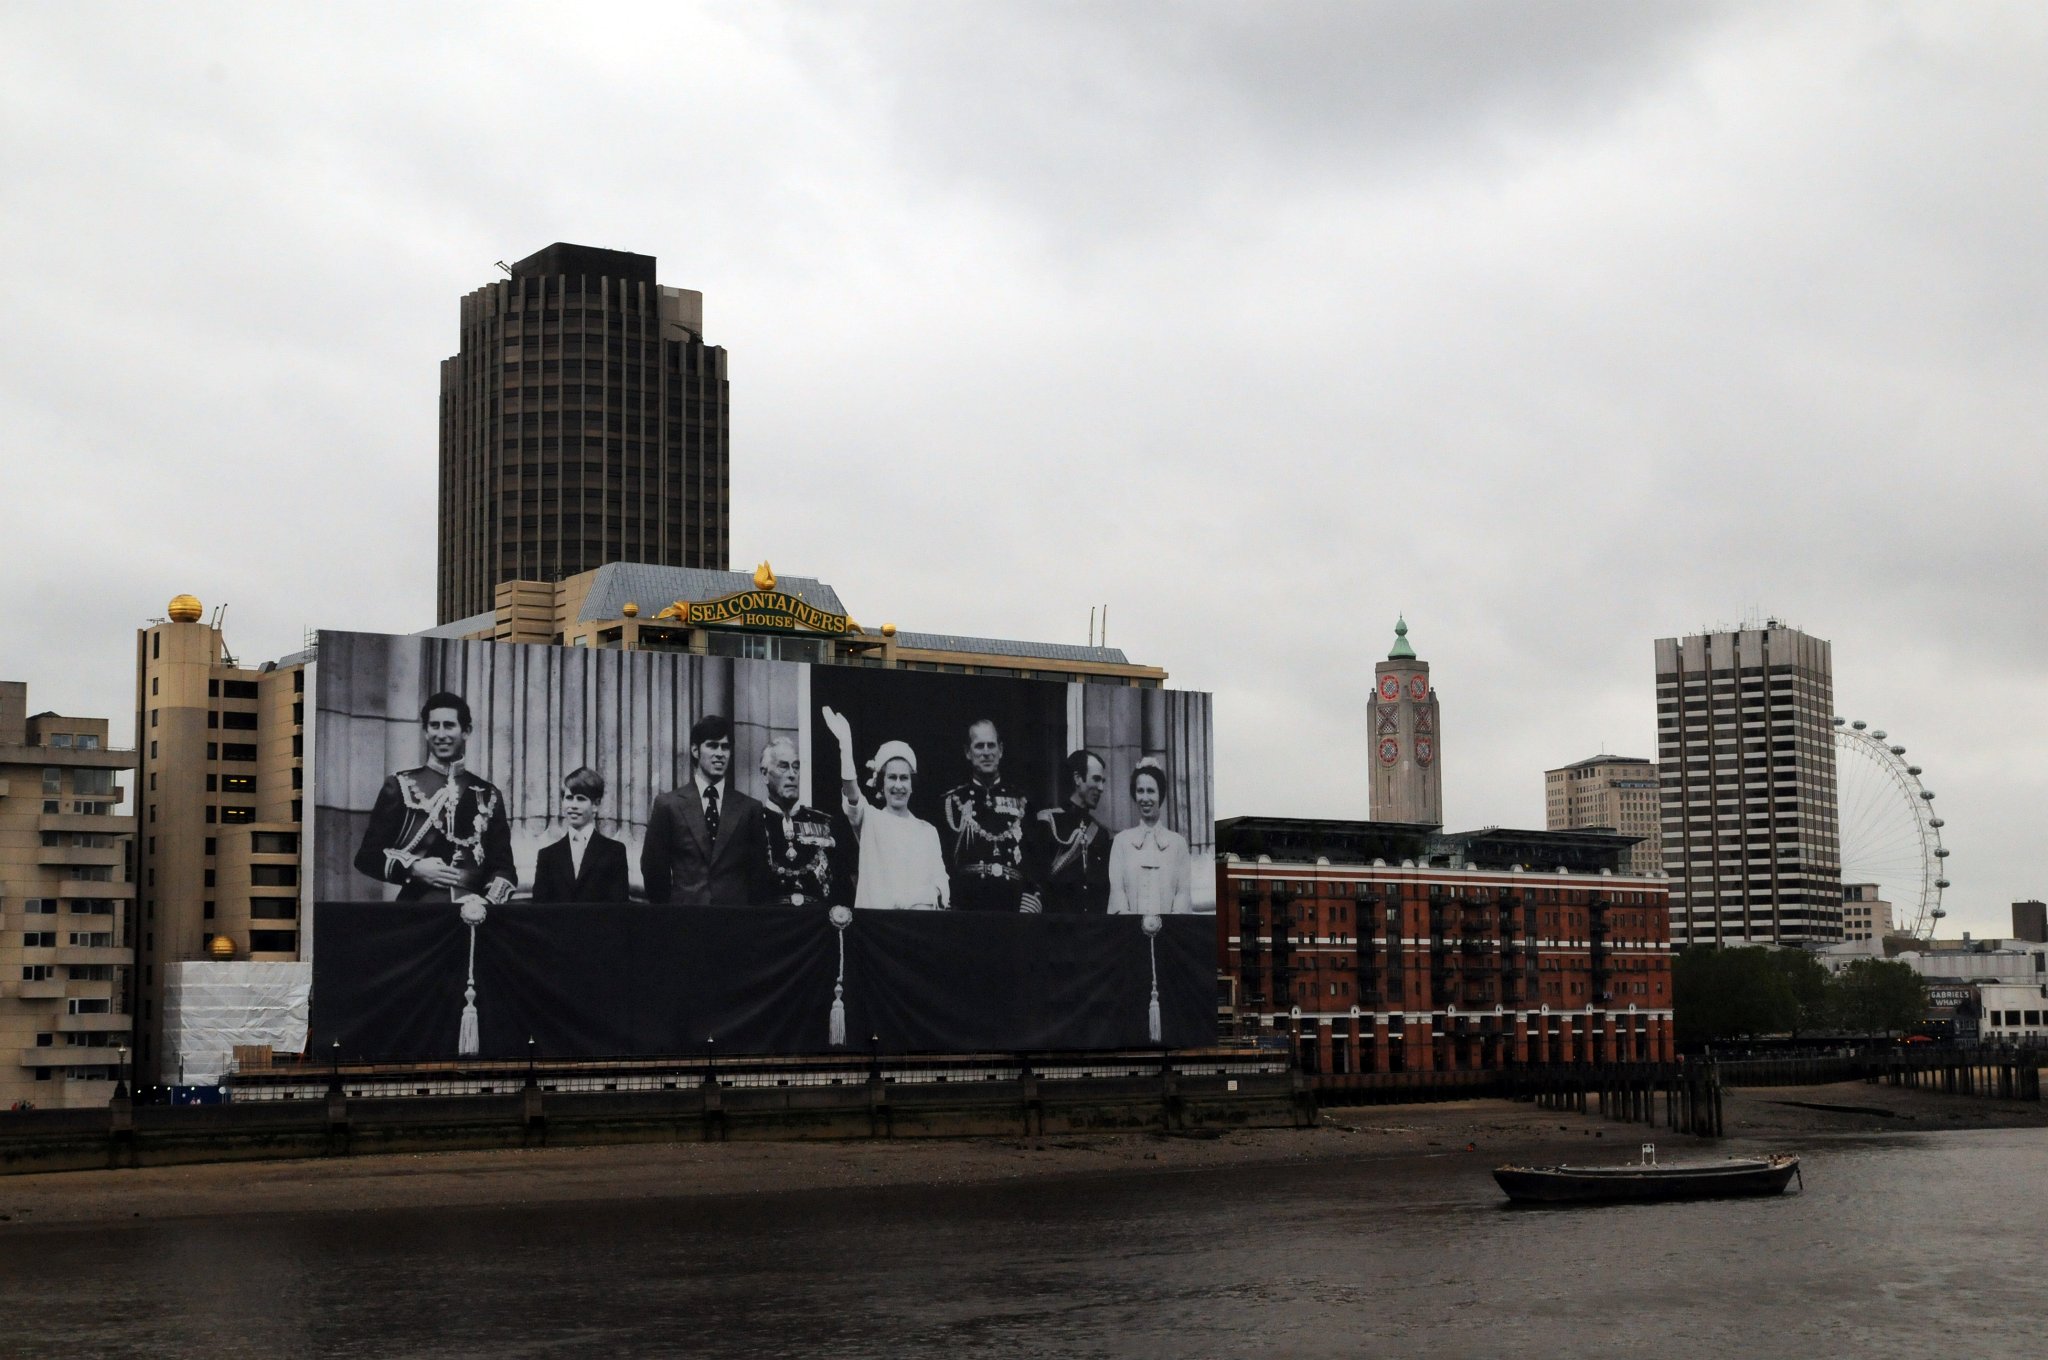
[{"x1": 309, "y1": 630, "x2": 1215, "y2": 1059}]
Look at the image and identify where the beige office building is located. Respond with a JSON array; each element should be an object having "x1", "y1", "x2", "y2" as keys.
[
  {"x1": 133, "y1": 596, "x2": 310, "y2": 1086},
  {"x1": 1545, "y1": 755, "x2": 1661, "y2": 876},
  {"x1": 1655, "y1": 623, "x2": 1840, "y2": 946},
  {"x1": 1840, "y1": 883, "x2": 1894, "y2": 942},
  {"x1": 0, "y1": 681, "x2": 136, "y2": 1108},
  {"x1": 439, "y1": 561, "x2": 1166, "y2": 686}
]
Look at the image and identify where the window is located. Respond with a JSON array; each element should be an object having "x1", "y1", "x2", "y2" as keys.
[
  {"x1": 24, "y1": 899, "x2": 57, "y2": 915},
  {"x1": 221, "y1": 711, "x2": 258, "y2": 730},
  {"x1": 43, "y1": 767, "x2": 60, "y2": 792},
  {"x1": 50, "y1": 733, "x2": 72, "y2": 748},
  {"x1": 22, "y1": 932, "x2": 57, "y2": 948},
  {"x1": 221, "y1": 743, "x2": 257, "y2": 761},
  {"x1": 21, "y1": 966, "x2": 55, "y2": 981},
  {"x1": 220, "y1": 806, "x2": 256, "y2": 825},
  {"x1": 221, "y1": 774, "x2": 256, "y2": 794},
  {"x1": 221, "y1": 679, "x2": 259, "y2": 699},
  {"x1": 250, "y1": 899, "x2": 298, "y2": 920},
  {"x1": 250, "y1": 864, "x2": 298, "y2": 887},
  {"x1": 251, "y1": 831, "x2": 298, "y2": 855},
  {"x1": 249, "y1": 930, "x2": 298, "y2": 953},
  {"x1": 66, "y1": 999, "x2": 111, "y2": 1015}
]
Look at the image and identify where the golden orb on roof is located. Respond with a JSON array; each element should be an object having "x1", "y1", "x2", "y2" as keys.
[
  {"x1": 207, "y1": 934, "x2": 236, "y2": 960},
  {"x1": 881, "y1": 623, "x2": 897, "y2": 637},
  {"x1": 168, "y1": 594, "x2": 203, "y2": 623},
  {"x1": 622, "y1": 602, "x2": 639, "y2": 617},
  {"x1": 753, "y1": 561, "x2": 776, "y2": 591}
]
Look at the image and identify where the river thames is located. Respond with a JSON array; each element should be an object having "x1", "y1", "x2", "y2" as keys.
[{"x1": 1, "y1": 1127, "x2": 2039, "y2": 1358}]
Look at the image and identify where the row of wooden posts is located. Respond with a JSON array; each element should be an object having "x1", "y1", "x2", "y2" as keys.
[
  {"x1": 1871, "y1": 1049, "x2": 2043, "y2": 1101},
  {"x1": 1502, "y1": 1062, "x2": 1725, "y2": 1137}
]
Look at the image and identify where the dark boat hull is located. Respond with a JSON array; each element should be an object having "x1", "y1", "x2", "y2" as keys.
[{"x1": 1494, "y1": 1156, "x2": 1800, "y2": 1204}]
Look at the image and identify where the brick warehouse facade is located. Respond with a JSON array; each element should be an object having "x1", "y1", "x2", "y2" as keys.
[{"x1": 1217, "y1": 818, "x2": 1673, "y2": 1079}]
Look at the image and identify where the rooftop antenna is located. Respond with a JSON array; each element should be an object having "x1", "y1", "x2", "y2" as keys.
[
  {"x1": 494, "y1": 260, "x2": 513, "y2": 276},
  {"x1": 1089, "y1": 606, "x2": 1096, "y2": 647},
  {"x1": 1101, "y1": 604, "x2": 1108, "y2": 647}
]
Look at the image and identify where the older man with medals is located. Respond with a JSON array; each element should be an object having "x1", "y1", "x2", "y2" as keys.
[{"x1": 757, "y1": 737, "x2": 851, "y2": 907}]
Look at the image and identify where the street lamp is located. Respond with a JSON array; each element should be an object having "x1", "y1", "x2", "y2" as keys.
[{"x1": 114, "y1": 1044, "x2": 129, "y2": 1101}]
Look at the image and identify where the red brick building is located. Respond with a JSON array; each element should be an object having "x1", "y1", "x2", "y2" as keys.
[{"x1": 1217, "y1": 818, "x2": 1673, "y2": 1077}]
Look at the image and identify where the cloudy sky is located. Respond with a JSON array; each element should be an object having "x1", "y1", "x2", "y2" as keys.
[{"x1": 3, "y1": 2, "x2": 2042, "y2": 937}]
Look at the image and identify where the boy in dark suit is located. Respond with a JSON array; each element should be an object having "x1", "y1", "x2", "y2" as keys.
[{"x1": 532, "y1": 766, "x2": 630, "y2": 903}]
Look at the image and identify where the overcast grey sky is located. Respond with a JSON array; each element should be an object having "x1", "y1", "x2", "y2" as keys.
[{"x1": 3, "y1": 2, "x2": 2042, "y2": 937}]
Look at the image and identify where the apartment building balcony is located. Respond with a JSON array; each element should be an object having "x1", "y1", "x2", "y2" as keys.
[
  {"x1": 35, "y1": 844, "x2": 125, "y2": 870},
  {"x1": 52, "y1": 945, "x2": 129, "y2": 967},
  {"x1": 38, "y1": 811, "x2": 137, "y2": 835},
  {"x1": 56, "y1": 879, "x2": 133, "y2": 899},
  {"x1": 56, "y1": 1012, "x2": 132, "y2": 1034}
]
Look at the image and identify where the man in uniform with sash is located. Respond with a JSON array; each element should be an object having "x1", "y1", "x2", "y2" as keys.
[
  {"x1": 352, "y1": 691, "x2": 516, "y2": 904},
  {"x1": 1023, "y1": 748, "x2": 1112, "y2": 913},
  {"x1": 757, "y1": 737, "x2": 852, "y2": 907},
  {"x1": 941, "y1": 719, "x2": 1034, "y2": 912}
]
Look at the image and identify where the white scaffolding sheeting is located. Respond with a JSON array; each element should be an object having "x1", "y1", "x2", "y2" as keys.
[{"x1": 162, "y1": 962, "x2": 311, "y2": 1086}]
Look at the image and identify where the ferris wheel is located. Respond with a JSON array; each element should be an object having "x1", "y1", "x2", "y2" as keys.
[{"x1": 1831, "y1": 717, "x2": 1948, "y2": 939}]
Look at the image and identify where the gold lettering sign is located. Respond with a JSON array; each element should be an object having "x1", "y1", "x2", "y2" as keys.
[{"x1": 679, "y1": 590, "x2": 855, "y2": 635}]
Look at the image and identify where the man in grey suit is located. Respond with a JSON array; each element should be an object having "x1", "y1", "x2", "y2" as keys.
[{"x1": 641, "y1": 714, "x2": 772, "y2": 906}]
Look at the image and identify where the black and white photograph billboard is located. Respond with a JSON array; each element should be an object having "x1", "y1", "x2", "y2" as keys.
[{"x1": 309, "y1": 630, "x2": 1215, "y2": 1060}]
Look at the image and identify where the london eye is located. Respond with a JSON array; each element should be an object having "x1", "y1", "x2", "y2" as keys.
[{"x1": 1831, "y1": 717, "x2": 1948, "y2": 940}]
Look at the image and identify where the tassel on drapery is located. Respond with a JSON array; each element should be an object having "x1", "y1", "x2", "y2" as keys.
[
  {"x1": 828, "y1": 906, "x2": 853, "y2": 1047},
  {"x1": 457, "y1": 897, "x2": 488, "y2": 1057},
  {"x1": 1143, "y1": 914, "x2": 1163, "y2": 1044}
]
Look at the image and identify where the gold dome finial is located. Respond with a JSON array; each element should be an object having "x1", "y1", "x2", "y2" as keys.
[
  {"x1": 880, "y1": 622, "x2": 897, "y2": 638},
  {"x1": 753, "y1": 561, "x2": 776, "y2": 591},
  {"x1": 208, "y1": 934, "x2": 236, "y2": 960},
  {"x1": 168, "y1": 594, "x2": 203, "y2": 623},
  {"x1": 622, "y1": 601, "x2": 639, "y2": 617}
]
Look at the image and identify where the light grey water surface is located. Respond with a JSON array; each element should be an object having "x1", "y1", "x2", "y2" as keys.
[{"x1": 1, "y1": 1129, "x2": 2040, "y2": 1359}]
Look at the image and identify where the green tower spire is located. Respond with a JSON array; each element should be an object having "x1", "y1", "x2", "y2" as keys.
[{"x1": 1387, "y1": 615, "x2": 1416, "y2": 660}]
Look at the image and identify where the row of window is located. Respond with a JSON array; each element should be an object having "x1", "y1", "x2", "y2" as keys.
[
  {"x1": 38, "y1": 732, "x2": 103, "y2": 749},
  {"x1": 18, "y1": 933, "x2": 115, "y2": 949}
]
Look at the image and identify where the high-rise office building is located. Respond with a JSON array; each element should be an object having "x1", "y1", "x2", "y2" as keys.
[
  {"x1": 132, "y1": 597, "x2": 309, "y2": 1085},
  {"x1": 1545, "y1": 755, "x2": 1661, "y2": 875},
  {"x1": 0, "y1": 680, "x2": 136, "y2": 1108},
  {"x1": 1655, "y1": 623, "x2": 1840, "y2": 946},
  {"x1": 1369, "y1": 618, "x2": 1441, "y2": 825},
  {"x1": 437, "y1": 244, "x2": 730, "y2": 624}
]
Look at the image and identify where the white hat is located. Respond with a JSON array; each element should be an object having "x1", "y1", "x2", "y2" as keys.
[{"x1": 866, "y1": 739, "x2": 918, "y2": 790}]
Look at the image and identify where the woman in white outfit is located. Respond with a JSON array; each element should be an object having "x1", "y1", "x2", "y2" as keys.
[
  {"x1": 821, "y1": 706, "x2": 950, "y2": 910},
  {"x1": 1107, "y1": 758, "x2": 1193, "y2": 915}
]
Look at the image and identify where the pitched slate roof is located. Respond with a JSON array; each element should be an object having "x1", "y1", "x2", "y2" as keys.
[{"x1": 577, "y1": 563, "x2": 846, "y2": 622}]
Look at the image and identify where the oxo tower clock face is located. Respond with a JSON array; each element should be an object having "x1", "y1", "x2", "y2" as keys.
[
  {"x1": 1378, "y1": 674, "x2": 1401, "y2": 702},
  {"x1": 1408, "y1": 673, "x2": 1429, "y2": 702},
  {"x1": 1378, "y1": 737, "x2": 1399, "y2": 765},
  {"x1": 1416, "y1": 735, "x2": 1435, "y2": 766}
]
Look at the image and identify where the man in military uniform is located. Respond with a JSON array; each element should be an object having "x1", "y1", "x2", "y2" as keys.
[
  {"x1": 756, "y1": 737, "x2": 852, "y2": 907},
  {"x1": 940, "y1": 719, "x2": 1033, "y2": 912},
  {"x1": 352, "y1": 691, "x2": 517, "y2": 903},
  {"x1": 1023, "y1": 749, "x2": 1113, "y2": 914}
]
